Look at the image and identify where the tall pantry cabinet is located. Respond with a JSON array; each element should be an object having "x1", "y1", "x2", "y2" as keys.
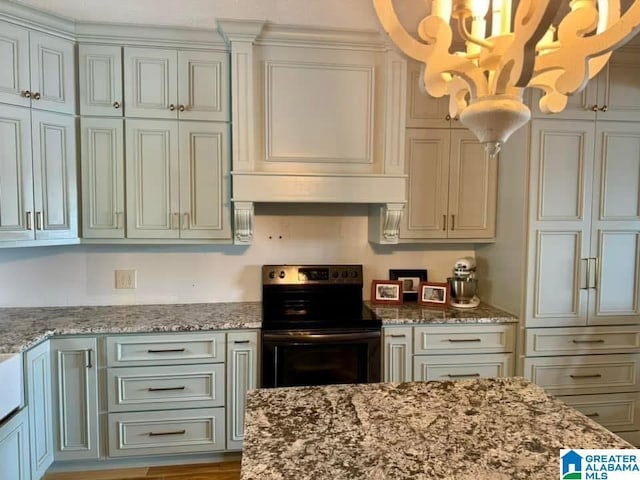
[
  {"x1": 0, "y1": 19, "x2": 78, "y2": 246},
  {"x1": 476, "y1": 45, "x2": 640, "y2": 446}
]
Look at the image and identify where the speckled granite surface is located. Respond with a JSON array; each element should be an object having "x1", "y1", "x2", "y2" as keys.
[
  {"x1": 0, "y1": 302, "x2": 261, "y2": 354},
  {"x1": 241, "y1": 377, "x2": 631, "y2": 480},
  {"x1": 370, "y1": 302, "x2": 518, "y2": 324}
]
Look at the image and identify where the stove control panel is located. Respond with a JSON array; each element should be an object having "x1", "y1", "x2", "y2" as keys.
[{"x1": 262, "y1": 265, "x2": 363, "y2": 285}]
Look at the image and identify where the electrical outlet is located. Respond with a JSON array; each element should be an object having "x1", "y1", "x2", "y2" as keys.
[{"x1": 115, "y1": 269, "x2": 137, "y2": 289}]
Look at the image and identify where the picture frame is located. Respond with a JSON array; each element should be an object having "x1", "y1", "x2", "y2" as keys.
[
  {"x1": 389, "y1": 269, "x2": 428, "y2": 302},
  {"x1": 418, "y1": 281, "x2": 450, "y2": 307},
  {"x1": 371, "y1": 280, "x2": 403, "y2": 305}
]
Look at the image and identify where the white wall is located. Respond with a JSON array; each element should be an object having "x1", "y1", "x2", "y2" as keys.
[{"x1": 0, "y1": 205, "x2": 473, "y2": 307}]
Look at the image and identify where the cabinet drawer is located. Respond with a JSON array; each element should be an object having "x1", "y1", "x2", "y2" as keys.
[
  {"x1": 526, "y1": 326, "x2": 640, "y2": 356},
  {"x1": 106, "y1": 333, "x2": 225, "y2": 366},
  {"x1": 524, "y1": 354, "x2": 640, "y2": 395},
  {"x1": 556, "y1": 393, "x2": 640, "y2": 433},
  {"x1": 108, "y1": 408, "x2": 225, "y2": 457},
  {"x1": 617, "y1": 431, "x2": 640, "y2": 447},
  {"x1": 413, "y1": 325, "x2": 514, "y2": 354},
  {"x1": 413, "y1": 353, "x2": 513, "y2": 381},
  {"x1": 107, "y1": 364, "x2": 225, "y2": 412}
]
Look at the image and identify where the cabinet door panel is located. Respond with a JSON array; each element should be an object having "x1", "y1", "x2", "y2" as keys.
[
  {"x1": 0, "y1": 409, "x2": 30, "y2": 480},
  {"x1": 79, "y1": 44, "x2": 123, "y2": 116},
  {"x1": 226, "y1": 331, "x2": 258, "y2": 451},
  {"x1": 448, "y1": 130, "x2": 496, "y2": 238},
  {"x1": 125, "y1": 119, "x2": 179, "y2": 238},
  {"x1": 52, "y1": 337, "x2": 99, "y2": 461},
  {"x1": 124, "y1": 47, "x2": 177, "y2": 119},
  {"x1": 0, "y1": 105, "x2": 34, "y2": 241},
  {"x1": 29, "y1": 31, "x2": 75, "y2": 114},
  {"x1": 400, "y1": 129, "x2": 449, "y2": 239},
  {"x1": 178, "y1": 50, "x2": 229, "y2": 121},
  {"x1": 31, "y1": 110, "x2": 78, "y2": 240},
  {"x1": 179, "y1": 122, "x2": 230, "y2": 239},
  {"x1": 405, "y1": 61, "x2": 450, "y2": 128},
  {"x1": 81, "y1": 118, "x2": 124, "y2": 238},
  {"x1": 383, "y1": 327, "x2": 412, "y2": 382},
  {"x1": 26, "y1": 340, "x2": 54, "y2": 479},
  {"x1": 598, "y1": 47, "x2": 640, "y2": 122},
  {"x1": 0, "y1": 21, "x2": 30, "y2": 108}
]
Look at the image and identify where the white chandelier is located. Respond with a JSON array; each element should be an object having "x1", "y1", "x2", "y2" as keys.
[{"x1": 373, "y1": 0, "x2": 640, "y2": 155}]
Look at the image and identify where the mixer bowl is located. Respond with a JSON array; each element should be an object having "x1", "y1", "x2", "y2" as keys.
[{"x1": 448, "y1": 278, "x2": 478, "y2": 303}]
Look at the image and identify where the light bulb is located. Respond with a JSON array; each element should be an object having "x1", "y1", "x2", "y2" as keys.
[{"x1": 470, "y1": 0, "x2": 490, "y2": 17}]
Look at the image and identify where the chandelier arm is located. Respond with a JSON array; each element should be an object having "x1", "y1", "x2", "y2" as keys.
[
  {"x1": 493, "y1": 0, "x2": 563, "y2": 95},
  {"x1": 456, "y1": 13, "x2": 494, "y2": 49}
]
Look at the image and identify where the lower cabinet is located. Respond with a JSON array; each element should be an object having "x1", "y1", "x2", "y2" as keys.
[
  {"x1": 523, "y1": 326, "x2": 640, "y2": 445},
  {"x1": 0, "y1": 408, "x2": 31, "y2": 480},
  {"x1": 382, "y1": 324, "x2": 516, "y2": 382},
  {"x1": 51, "y1": 337, "x2": 100, "y2": 461},
  {"x1": 25, "y1": 340, "x2": 54, "y2": 478}
]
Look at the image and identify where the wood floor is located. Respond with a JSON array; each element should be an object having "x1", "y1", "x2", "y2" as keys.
[{"x1": 43, "y1": 461, "x2": 241, "y2": 480}]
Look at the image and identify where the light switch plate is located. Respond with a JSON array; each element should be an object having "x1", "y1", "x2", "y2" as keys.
[{"x1": 115, "y1": 269, "x2": 137, "y2": 289}]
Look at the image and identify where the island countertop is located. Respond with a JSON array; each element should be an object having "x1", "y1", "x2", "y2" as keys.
[{"x1": 240, "y1": 377, "x2": 631, "y2": 480}]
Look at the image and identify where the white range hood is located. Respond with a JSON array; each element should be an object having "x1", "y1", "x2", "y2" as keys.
[{"x1": 219, "y1": 20, "x2": 409, "y2": 245}]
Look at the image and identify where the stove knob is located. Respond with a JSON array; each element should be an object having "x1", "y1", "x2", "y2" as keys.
[
  {"x1": 279, "y1": 270, "x2": 286, "y2": 279},
  {"x1": 350, "y1": 270, "x2": 358, "y2": 278},
  {"x1": 341, "y1": 271, "x2": 348, "y2": 278},
  {"x1": 332, "y1": 271, "x2": 339, "y2": 279},
  {"x1": 268, "y1": 271, "x2": 276, "y2": 279}
]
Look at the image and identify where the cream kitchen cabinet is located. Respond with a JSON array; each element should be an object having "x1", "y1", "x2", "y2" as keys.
[
  {"x1": 25, "y1": 340, "x2": 54, "y2": 479},
  {"x1": 382, "y1": 326, "x2": 412, "y2": 383},
  {"x1": 0, "y1": 105, "x2": 78, "y2": 244},
  {"x1": 79, "y1": 45, "x2": 123, "y2": 117},
  {"x1": 226, "y1": 331, "x2": 258, "y2": 451},
  {"x1": 51, "y1": 337, "x2": 100, "y2": 461},
  {"x1": 530, "y1": 46, "x2": 640, "y2": 122},
  {"x1": 0, "y1": 20, "x2": 75, "y2": 114},
  {"x1": 382, "y1": 324, "x2": 515, "y2": 383},
  {"x1": 80, "y1": 117, "x2": 125, "y2": 239},
  {"x1": 106, "y1": 332, "x2": 228, "y2": 457},
  {"x1": 397, "y1": 128, "x2": 497, "y2": 241},
  {"x1": 0, "y1": 408, "x2": 30, "y2": 480},
  {"x1": 526, "y1": 119, "x2": 640, "y2": 328},
  {"x1": 123, "y1": 47, "x2": 229, "y2": 121},
  {"x1": 125, "y1": 119, "x2": 230, "y2": 240}
]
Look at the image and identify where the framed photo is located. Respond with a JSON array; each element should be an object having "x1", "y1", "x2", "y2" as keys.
[
  {"x1": 371, "y1": 280, "x2": 403, "y2": 305},
  {"x1": 418, "y1": 281, "x2": 450, "y2": 307},
  {"x1": 389, "y1": 269, "x2": 428, "y2": 302}
]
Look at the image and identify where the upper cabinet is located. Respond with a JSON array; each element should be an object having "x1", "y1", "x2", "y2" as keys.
[
  {"x1": 123, "y1": 47, "x2": 229, "y2": 121},
  {"x1": 0, "y1": 20, "x2": 75, "y2": 114},
  {"x1": 530, "y1": 46, "x2": 640, "y2": 122},
  {"x1": 79, "y1": 45, "x2": 123, "y2": 116}
]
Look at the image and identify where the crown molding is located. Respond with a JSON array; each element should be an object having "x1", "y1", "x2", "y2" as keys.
[
  {"x1": 0, "y1": 0, "x2": 75, "y2": 39},
  {"x1": 257, "y1": 23, "x2": 385, "y2": 51}
]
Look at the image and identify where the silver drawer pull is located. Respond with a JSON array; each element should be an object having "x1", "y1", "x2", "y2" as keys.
[
  {"x1": 569, "y1": 374, "x2": 602, "y2": 379},
  {"x1": 446, "y1": 373, "x2": 481, "y2": 378},
  {"x1": 572, "y1": 339, "x2": 605, "y2": 344},
  {"x1": 389, "y1": 334, "x2": 406, "y2": 338},
  {"x1": 148, "y1": 429, "x2": 186, "y2": 436},
  {"x1": 448, "y1": 338, "x2": 482, "y2": 343},
  {"x1": 148, "y1": 386, "x2": 186, "y2": 392},
  {"x1": 233, "y1": 340, "x2": 250, "y2": 344},
  {"x1": 147, "y1": 348, "x2": 186, "y2": 353},
  {"x1": 585, "y1": 412, "x2": 600, "y2": 417}
]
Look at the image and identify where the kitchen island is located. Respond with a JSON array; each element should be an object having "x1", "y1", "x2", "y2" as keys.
[{"x1": 240, "y1": 377, "x2": 631, "y2": 479}]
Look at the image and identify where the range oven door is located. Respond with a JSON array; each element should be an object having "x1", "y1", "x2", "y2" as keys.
[{"x1": 261, "y1": 330, "x2": 381, "y2": 388}]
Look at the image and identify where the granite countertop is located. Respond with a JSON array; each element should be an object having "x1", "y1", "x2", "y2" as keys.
[
  {"x1": 0, "y1": 300, "x2": 517, "y2": 355},
  {"x1": 241, "y1": 377, "x2": 631, "y2": 480},
  {"x1": 0, "y1": 302, "x2": 262, "y2": 354},
  {"x1": 369, "y1": 302, "x2": 517, "y2": 324}
]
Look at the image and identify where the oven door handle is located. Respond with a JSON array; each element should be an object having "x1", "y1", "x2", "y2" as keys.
[{"x1": 263, "y1": 331, "x2": 380, "y2": 342}]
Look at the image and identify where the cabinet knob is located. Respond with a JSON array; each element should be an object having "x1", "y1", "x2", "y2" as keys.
[
  {"x1": 591, "y1": 105, "x2": 599, "y2": 112},
  {"x1": 33, "y1": 92, "x2": 41, "y2": 100},
  {"x1": 600, "y1": 105, "x2": 608, "y2": 112},
  {"x1": 169, "y1": 104, "x2": 176, "y2": 111},
  {"x1": 21, "y1": 90, "x2": 31, "y2": 98},
  {"x1": 453, "y1": 116, "x2": 459, "y2": 121},
  {"x1": 113, "y1": 101, "x2": 121, "y2": 109},
  {"x1": 445, "y1": 114, "x2": 451, "y2": 121},
  {"x1": 178, "y1": 105, "x2": 186, "y2": 112}
]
